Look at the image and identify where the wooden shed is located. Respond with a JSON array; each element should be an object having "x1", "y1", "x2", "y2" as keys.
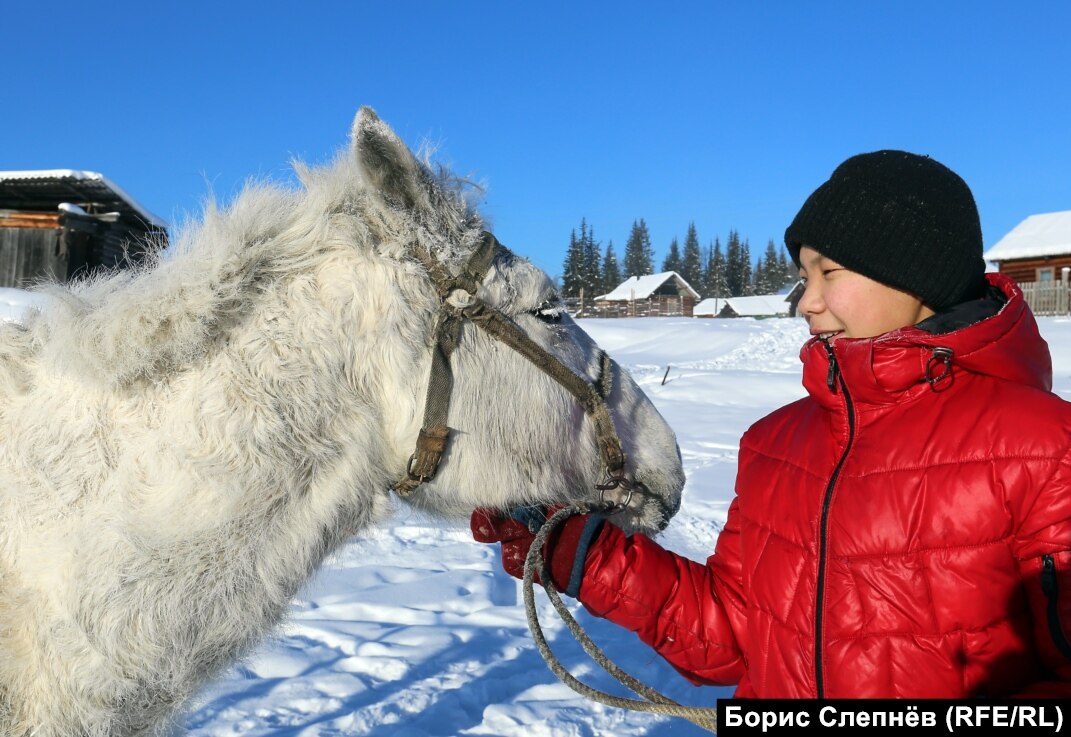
[
  {"x1": 983, "y1": 210, "x2": 1071, "y2": 283},
  {"x1": 591, "y1": 271, "x2": 700, "y2": 317},
  {"x1": 0, "y1": 170, "x2": 167, "y2": 287},
  {"x1": 694, "y1": 281, "x2": 804, "y2": 319},
  {"x1": 695, "y1": 294, "x2": 792, "y2": 319},
  {"x1": 983, "y1": 210, "x2": 1071, "y2": 315}
]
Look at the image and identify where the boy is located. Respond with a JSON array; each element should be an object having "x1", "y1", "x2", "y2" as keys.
[{"x1": 473, "y1": 150, "x2": 1071, "y2": 697}]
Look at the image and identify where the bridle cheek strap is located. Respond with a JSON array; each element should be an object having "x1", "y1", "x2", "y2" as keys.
[
  {"x1": 392, "y1": 233, "x2": 626, "y2": 496},
  {"x1": 461, "y1": 301, "x2": 625, "y2": 472}
]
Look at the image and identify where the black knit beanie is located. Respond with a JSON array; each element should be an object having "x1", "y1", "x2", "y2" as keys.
[{"x1": 784, "y1": 150, "x2": 986, "y2": 311}]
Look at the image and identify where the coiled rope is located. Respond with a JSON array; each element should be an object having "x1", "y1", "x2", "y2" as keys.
[{"x1": 522, "y1": 503, "x2": 720, "y2": 733}]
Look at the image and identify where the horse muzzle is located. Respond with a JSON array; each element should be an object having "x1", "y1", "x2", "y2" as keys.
[{"x1": 596, "y1": 470, "x2": 678, "y2": 534}]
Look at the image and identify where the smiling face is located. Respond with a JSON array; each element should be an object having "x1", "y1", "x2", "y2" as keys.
[{"x1": 797, "y1": 246, "x2": 935, "y2": 341}]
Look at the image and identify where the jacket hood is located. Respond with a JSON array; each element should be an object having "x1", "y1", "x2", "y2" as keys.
[{"x1": 801, "y1": 272, "x2": 1053, "y2": 408}]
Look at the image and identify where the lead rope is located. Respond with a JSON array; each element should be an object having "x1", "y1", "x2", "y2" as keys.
[{"x1": 523, "y1": 504, "x2": 719, "y2": 733}]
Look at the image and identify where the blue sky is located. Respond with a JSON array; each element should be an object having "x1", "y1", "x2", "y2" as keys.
[{"x1": 3, "y1": 1, "x2": 1068, "y2": 281}]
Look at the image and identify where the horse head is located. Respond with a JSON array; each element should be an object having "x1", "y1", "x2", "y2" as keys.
[{"x1": 349, "y1": 107, "x2": 684, "y2": 533}]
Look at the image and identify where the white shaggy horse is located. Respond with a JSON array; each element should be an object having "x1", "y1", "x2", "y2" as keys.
[{"x1": 0, "y1": 107, "x2": 684, "y2": 736}]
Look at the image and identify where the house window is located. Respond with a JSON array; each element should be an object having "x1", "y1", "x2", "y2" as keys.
[{"x1": 1038, "y1": 267, "x2": 1054, "y2": 282}]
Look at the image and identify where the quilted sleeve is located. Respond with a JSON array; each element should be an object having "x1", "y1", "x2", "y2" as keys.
[
  {"x1": 1014, "y1": 445, "x2": 1071, "y2": 696},
  {"x1": 576, "y1": 497, "x2": 748, "y2": 686}
]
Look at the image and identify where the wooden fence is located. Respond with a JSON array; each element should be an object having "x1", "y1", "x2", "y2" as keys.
[
  {"x1": 583, "y1": 296, "x2": 693, "y2": 318},
  {"x1": 1020, "y1": 281, "x2": 1071, "y2": 316},
  {"x1": 582, "y1": 293, "x2": 698, "y2": 317}
]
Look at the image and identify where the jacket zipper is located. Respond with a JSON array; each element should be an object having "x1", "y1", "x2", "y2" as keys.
[
  {"x1": 815, "y1": 339, "x2": 856, "y2": 698},
  {"x1": 1040, "y1": 554, "x2": 1071, "y2": 661}
]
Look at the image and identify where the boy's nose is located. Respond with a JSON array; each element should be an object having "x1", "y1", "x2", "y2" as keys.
[{"x1": 798, "y1": 284, "x2": 823, "y2": 316}]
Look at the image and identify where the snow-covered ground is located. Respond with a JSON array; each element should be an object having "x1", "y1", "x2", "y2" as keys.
[
  {"x1": 181, "y1": 316, "x2": 818, "y2": 737},
  {"x1": 177, "y1": 312, "x2": 1071, "y2": 736},
  {"x1": 6, "y1": 292, "x2": 1071, "y2": 735}
]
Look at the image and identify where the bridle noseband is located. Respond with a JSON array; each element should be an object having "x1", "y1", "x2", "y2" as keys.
[{"x1": 392, "y1": 231, "x2": 629, "y2": 497}]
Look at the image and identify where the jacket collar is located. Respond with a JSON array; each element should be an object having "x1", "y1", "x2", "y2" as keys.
[{"x1": 800, "y1": 273, "x2": 1053, "y2": 410}]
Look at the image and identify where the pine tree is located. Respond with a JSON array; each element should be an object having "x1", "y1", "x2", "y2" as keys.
[
  {"x1": 579, "y1": 219, "x2": 602, "y2": 297},
  {"x1": 778, "y1": 247, "x2": 797, "y2": 288},
  {"x1": 700, "y1": 242, "x2": 710, "y2": 292},
  {"x1": 680, "y1": 222, "x2": 703, "y2": 290},
  {"x1": 706, "y1": 238, "x2": 729, "y2": 303},
  {"x1": 561, "y1": 229, "x2": 584, "y2": 298},
  {"x1": 602, "y1": 240, "x2": 621, "y2": 293},
  {"x1": 755, "y1": 239, "x2": 780, "y2": 294},
  {"x1": 662, "y1": 237, "x2": 682, "y2": 274},
  {"x1": 740, "y1": 239, "x2": 753, "y2": 295},
  {"x1": 725, "y1": 230, "x2": 743, "y2": 297},
  {"x1": 701, "y1": 236, "x2": 717, "y2": 296},
  {"x1": 623, "y1": 219, "x2": 654, "y2": 278}
]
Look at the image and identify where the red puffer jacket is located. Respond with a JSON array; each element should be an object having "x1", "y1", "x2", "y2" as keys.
[{"x1": 578, "y1": 273, "x2": 1071, "y2": 698}]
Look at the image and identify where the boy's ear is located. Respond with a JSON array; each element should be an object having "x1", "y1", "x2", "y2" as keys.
[{"x1": 351, "y1": 106, "x2": 425, "y2": 211}]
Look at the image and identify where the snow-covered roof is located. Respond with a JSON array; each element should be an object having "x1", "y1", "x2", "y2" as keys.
[
  {"x1": 596, "y1": 271, "x2": 700, "y2": 301},
  {"x1": 776, "y1": 279, "x2": 802, "y2": 296},
  {"x1": 695, "y1": 294, "x2": 790, "y2": 317},
  {"x1": 693, "y1": 298, "x2": 725, "y2": 317},
  {"x1": 0, "y1": 169, "x2": 167, "y2": 229},
  {"x1": 983, "y1": 210, "x2": 1071, "y2": 262}
]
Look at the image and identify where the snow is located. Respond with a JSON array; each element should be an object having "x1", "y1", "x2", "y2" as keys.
[
  {"x1": 57, "y1": 202, "x2": 89, "y2": 216},
  {"x1": 180, "y1": 313, "x2": 814, "y2": 736},
  {"x1": 695, "y1": 294, "x2": 790, "y2": 317},
  {"x1": 595, "y1": 271, "x2": 700, "y2": 301},
  {"x1": 0, "y1": 288, "x2": 51, "y2": 324},
  {"x1": 5, "y1": 287, "x2": 1071, "y2": 734},
  {"x1": 983, "y1": 210, "x2": 1071, "y2": 262}
]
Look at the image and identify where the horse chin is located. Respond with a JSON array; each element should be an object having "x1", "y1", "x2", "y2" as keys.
[{"x1": 606, "y1": 505, "x2": 666, "y2": 536}]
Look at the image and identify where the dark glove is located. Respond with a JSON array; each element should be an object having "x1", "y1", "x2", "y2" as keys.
[{"x1": 470, "y1": 505, "x2": 606, "y2": 597}]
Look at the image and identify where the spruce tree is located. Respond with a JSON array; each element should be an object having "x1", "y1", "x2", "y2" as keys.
[
  {"x1": 778, "y1": 247, "x2": 797, "y2": 288},
  {"x1": 662, "y1": 237, "x2": 682, "y2": 274},
  {"x1": 681, "y1": 222, "x2": 703, "y2": 290},
  {"x1": 602, "y1": 240, "x2": 621, "y2": 293},
  {"x1": 623, "y1": 219, "x2": 654, "y2": 278},
  {"x1": 702, "y1": 236, "x2": 717, "y2": 296},
  {"x1": 740, "y1": 239, "x2": 753, "y2": 295},
  {"x1": 561, "y1": 229, "x2": 584, "y2": 298},
  {"x1": 579, "y1": 219, "x2": 602, "y2": 297},
  {"x1": 698, "y1": 244, "x2": 709, "y2": 297},
  {"x1": 706, "y1": 239, "x2": 729, "y2": 303},
  {"x1": 641, "y1": 220, "x2": 655, "y2": 274},
  {"x1": 756, "y1": 239, "x2": 780, "y2": 294},
  {"x1": 725, "y1": 230, "x2": 743, "y2": 297}
]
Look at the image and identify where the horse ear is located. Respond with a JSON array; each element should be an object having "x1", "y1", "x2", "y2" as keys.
[{"x1": 351, "y1": 106, "x2": 425, "y2": 211}]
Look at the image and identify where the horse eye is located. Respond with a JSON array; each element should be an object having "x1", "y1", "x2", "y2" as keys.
[{"x1": 529, "y1": 300, "x2": 564, "y2": 323}]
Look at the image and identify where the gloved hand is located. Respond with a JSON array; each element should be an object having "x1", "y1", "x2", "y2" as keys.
[{"x1": 470, "y1": 505, "x2": 605, "y2": 597}]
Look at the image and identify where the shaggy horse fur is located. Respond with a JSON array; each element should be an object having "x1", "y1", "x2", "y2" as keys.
[{"x1": 0, "y1": 107, "x2": 685, "y2": 736}]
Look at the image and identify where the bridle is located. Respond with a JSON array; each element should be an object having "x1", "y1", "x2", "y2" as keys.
[
  {"x1": 392, "y1": 231, "x2": 633, "y2": 499},
  {"x1": 394, "y1": 235, "x2": 696, "y2": 727}
]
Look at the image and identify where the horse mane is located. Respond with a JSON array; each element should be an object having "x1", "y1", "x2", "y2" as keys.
[{"x1": 11, "y1": 146, "x2": 484, "y2": 391}]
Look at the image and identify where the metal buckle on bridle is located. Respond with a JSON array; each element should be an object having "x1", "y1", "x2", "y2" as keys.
[
  {"x1": 444, "y1": 287, "x2": 476, "y2": 310},
  {"x1": 405, "y1": 454, "x2": 434, "y2": 483},
  {"x1": 594, "y1": 467, "x2": 636, "y2": 509},
  {"x1": 394, "y1": 231, "x2": 631, "y2": 499}
]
